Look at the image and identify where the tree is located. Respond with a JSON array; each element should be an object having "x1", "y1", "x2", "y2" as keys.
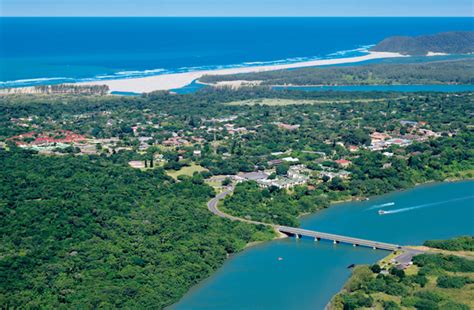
[
  {"x1": 276, "y1": 164, "x2": 289, "y2": 176},
  {"x1": 371, "y1": 264, "x2": 382, "y2": 273}
]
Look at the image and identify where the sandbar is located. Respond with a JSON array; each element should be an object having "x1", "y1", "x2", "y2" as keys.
[{"x1": 79, "y1": 52, "x2": 405, "y2": 93}]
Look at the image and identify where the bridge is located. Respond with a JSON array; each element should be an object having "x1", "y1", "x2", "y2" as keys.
[
  {"x1": 276, "y1": 226, "x2": 401, "y2": 251},
  {"x1": 208, "y1": 187, "x2": 403, "y2": 252}
]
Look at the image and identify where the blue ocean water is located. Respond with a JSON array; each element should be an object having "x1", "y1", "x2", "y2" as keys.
[{"x1": 0, "y1": 17, "x2": 473, "y2": 88}]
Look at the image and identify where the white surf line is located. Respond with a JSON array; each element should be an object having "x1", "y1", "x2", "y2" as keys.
[{"x1": 381, "y1": 195, "x2": 474, "y2": 215}]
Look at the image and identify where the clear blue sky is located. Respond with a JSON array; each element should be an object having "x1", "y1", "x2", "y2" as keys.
[{"x1": 1, "y1": 0, "x2": 473, "y2": 17}]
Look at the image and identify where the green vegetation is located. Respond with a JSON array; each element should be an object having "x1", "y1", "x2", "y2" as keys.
[
  {"x1": 199, "y1": 58, "x2": 474, "y2": 86},
  {"x1": 330, "y1": 248, "x2": 474, "y2": 310},
  {"x1": 166, "y1": 163, "x2": 208, "y2": 179},
  {"x1": 0, "y1": 86, "x2": 472, "y2": 308},
  {"x1": 0, "y1": 148, "x2": 274, "y2": 308},
  {"x1": 220, "y1": 127, "x2": 473, "y2": 225},
  {"x1": 225, "y1": 97, "x2": 395, "y2": 106},
  {"x1": 371, "y1": 31, "x2": 474, "y2": 55},
  {"x1": 424, "y1": 236, "x2": 474, "y2": 252},
  {"x1": 221, "y1": 181, "x2": 329, "y2": 226}
]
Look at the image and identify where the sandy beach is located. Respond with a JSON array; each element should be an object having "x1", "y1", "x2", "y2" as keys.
[{"x1": 78, "y1": 51, "x2": 405, "y2": 93}]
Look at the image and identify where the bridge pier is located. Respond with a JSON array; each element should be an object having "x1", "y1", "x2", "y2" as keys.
[{"x1": 276, "y1": 227, "x2": 401, "y2": 252}]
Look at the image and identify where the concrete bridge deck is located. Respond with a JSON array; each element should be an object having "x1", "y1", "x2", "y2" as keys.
[
  {"x1": 208, "y1": 187, "x2": 403, "y2": 252},
  {"x1": 276, "y1": 226, "x2": 401, "y2": 251}
]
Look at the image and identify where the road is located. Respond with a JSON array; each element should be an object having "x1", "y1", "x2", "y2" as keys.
[
  {"x1": 207, "y1": 187, "x2": 272, "y2": 226},
  {"x1": 207, "y1": 186, "x2": 424, "y2": 255}
]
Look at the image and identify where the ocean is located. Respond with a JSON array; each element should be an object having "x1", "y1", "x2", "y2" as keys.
[{"x1": 0, "y1": 17, "x2": 473, "y2": 88}]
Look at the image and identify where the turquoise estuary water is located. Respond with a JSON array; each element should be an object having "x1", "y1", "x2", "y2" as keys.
[{"x1": 173, "y1": 181, "x2": 474, "y2": 310}]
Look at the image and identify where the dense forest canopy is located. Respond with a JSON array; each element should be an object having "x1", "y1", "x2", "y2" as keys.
[
  {"x1": 0, "y1": 87, "x2": 473, "y2": 308},
  {"x1": 370, "y1": 31, "x2": 474, "y2": 55},
  {"x1": 0, "y1": 149, "x2": 273, "y2": 308},
  {"x1": 199, "y1": 58, "x2": 474, "y2": 86}
]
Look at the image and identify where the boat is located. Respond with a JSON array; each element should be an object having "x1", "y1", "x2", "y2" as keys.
[
  {"x1": 277, "y1": 257, "x2": 283, "y2": 261},
  {"x1": 378, "y1": 210, "x2": 387, "y2": 215}
]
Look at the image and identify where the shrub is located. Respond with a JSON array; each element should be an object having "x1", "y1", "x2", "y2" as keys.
[
  {"x1": 439, "y1": 301, "x2": 470, "y2": 310},
  {"x1": 390, "y1": 267, "x2": 406, "y2": 279},
  {"x1": 414, "y1": 298, "x2": 439, "y2": 310},
  {"x1": 437, "y1": 275, "x2": 469, "y2": 289},
  {"x1": 370, "y1": 264, "x2": 382, "y2": 273},
  {"x1": 424, "y1": 236, "x2": 474, "y2": 251},
  {"x1": 383, "y1": 300, "x2": 401, "y2": 310},
  {"x1": 415, "y1": 290, "x2": 444, "y2": 303},
  {"x1": 342, "y1": 292, "x2": 374, "y2": 310}
]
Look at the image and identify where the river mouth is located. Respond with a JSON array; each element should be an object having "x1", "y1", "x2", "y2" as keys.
[{"x1": 172, "y1": 180, "x2": 474, "y2": 310}]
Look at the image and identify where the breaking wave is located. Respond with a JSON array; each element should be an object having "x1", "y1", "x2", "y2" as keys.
[{"x1": 0, "y1": 45, "x2": 372, "y2": 89}]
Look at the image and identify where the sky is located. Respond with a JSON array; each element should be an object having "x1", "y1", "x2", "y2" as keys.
[{"x1": 1, "y1": 0, "x2": 473, "y2": 17}]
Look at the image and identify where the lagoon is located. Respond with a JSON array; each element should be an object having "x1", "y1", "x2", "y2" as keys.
[{"x1": 173, "y1": 181, "x2": 474, "y2": 309}]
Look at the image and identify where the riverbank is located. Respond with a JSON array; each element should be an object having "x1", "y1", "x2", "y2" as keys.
[
  {"x1": 327, "y1": 237, "x2": 474, "y2": 310},
  {"x1": 174, "y1": 180, "x2": 473, "y2": 309},
  {"x1": 77, "y1": 52, "x2": 404, "y2": 93}
]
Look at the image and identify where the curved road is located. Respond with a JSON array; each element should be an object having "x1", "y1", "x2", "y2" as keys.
[
  {"x1": 207, "y1": 187, "x2": 273, "y2": 226},
  {"x1": 207, "y1": 186, "x2": 425, "y2": 254}
]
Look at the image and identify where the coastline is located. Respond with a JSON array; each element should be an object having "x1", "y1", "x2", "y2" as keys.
[{"x1": 78, "y1": 52, "x2": 405, "y2": 93}]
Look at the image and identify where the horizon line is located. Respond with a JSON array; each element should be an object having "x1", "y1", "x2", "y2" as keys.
[{"x1": 2, "y1": 16, "x2": 474, "y2": 18}]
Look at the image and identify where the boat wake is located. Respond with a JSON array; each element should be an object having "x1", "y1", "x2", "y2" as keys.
[
  {"x1": 380, "y1": 195, "x2": 474, "y2": 215},
  {"x1": 367, "y1": 202, "x2": 395, "y2": 210}
]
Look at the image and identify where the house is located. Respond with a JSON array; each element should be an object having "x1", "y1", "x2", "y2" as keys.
[
  {"x1": 320, "y1": 170, "x2": 351, "y2": 180},
  {"x1": 418, "y1": 128, "x2": 441, "y2": 138},
  {"x1": 400, "y1": 120, "x2": 419, "y2": 127},
  {"x1": 276, "y1": 123, "x2": 300, "y2": 131},
  {"x1": 335, "y1": 159, "x2": 351, "y2": 168},
  {"x1": 163, "y1": 137, "x2": 189, "y2": 147},
  {"x1": 129, "y1": 160, "x2": 145, "y2": 169},
  {"x1": 370, "y1": 132, "x2": 391, "y2": 143},
  {"x1": 348, "y1": 145, "x2": 359, "y2": 152},
  {"x1": 267, "y1": 159, "x2": 284, "y2": 167},
  {"x1": 386, "y1": 138, "x2": 412, "y2": 147},
  {"x1": 282, "y1": 157, "x2": 299, "y2": 163},
  {"x1": 8, "y1": 130, "x2": 87, "y2": 146},
  {"x1": 193, "y1": 150, "x2": 202, "y2": 157},
  {"x1": 239, "y1": 171, "x2": 269, "y2": 181}
]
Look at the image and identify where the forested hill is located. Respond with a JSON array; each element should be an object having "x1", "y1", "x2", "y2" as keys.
[
  {"x1": 370, "y1": 31, "x2": 474, "y2": 55},
  {"x1": 0, "y1": 149, "x2": 273, "y2": 308}
]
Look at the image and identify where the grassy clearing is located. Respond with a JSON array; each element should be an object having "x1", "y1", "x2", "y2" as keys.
[
  {"x1": 225, "y1": 98, "x2": 399, "y2": 106},
  {"x1": 166, "y1": 163, "x2": 208, "y2": 179},
  {"x1": 409, "y1": 245, "x2": 474, "y2": 259}
]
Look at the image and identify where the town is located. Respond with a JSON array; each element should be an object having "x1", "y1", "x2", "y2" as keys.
[{"x1": 2, "y1": 91, "x2": 466, "y2": 197}]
